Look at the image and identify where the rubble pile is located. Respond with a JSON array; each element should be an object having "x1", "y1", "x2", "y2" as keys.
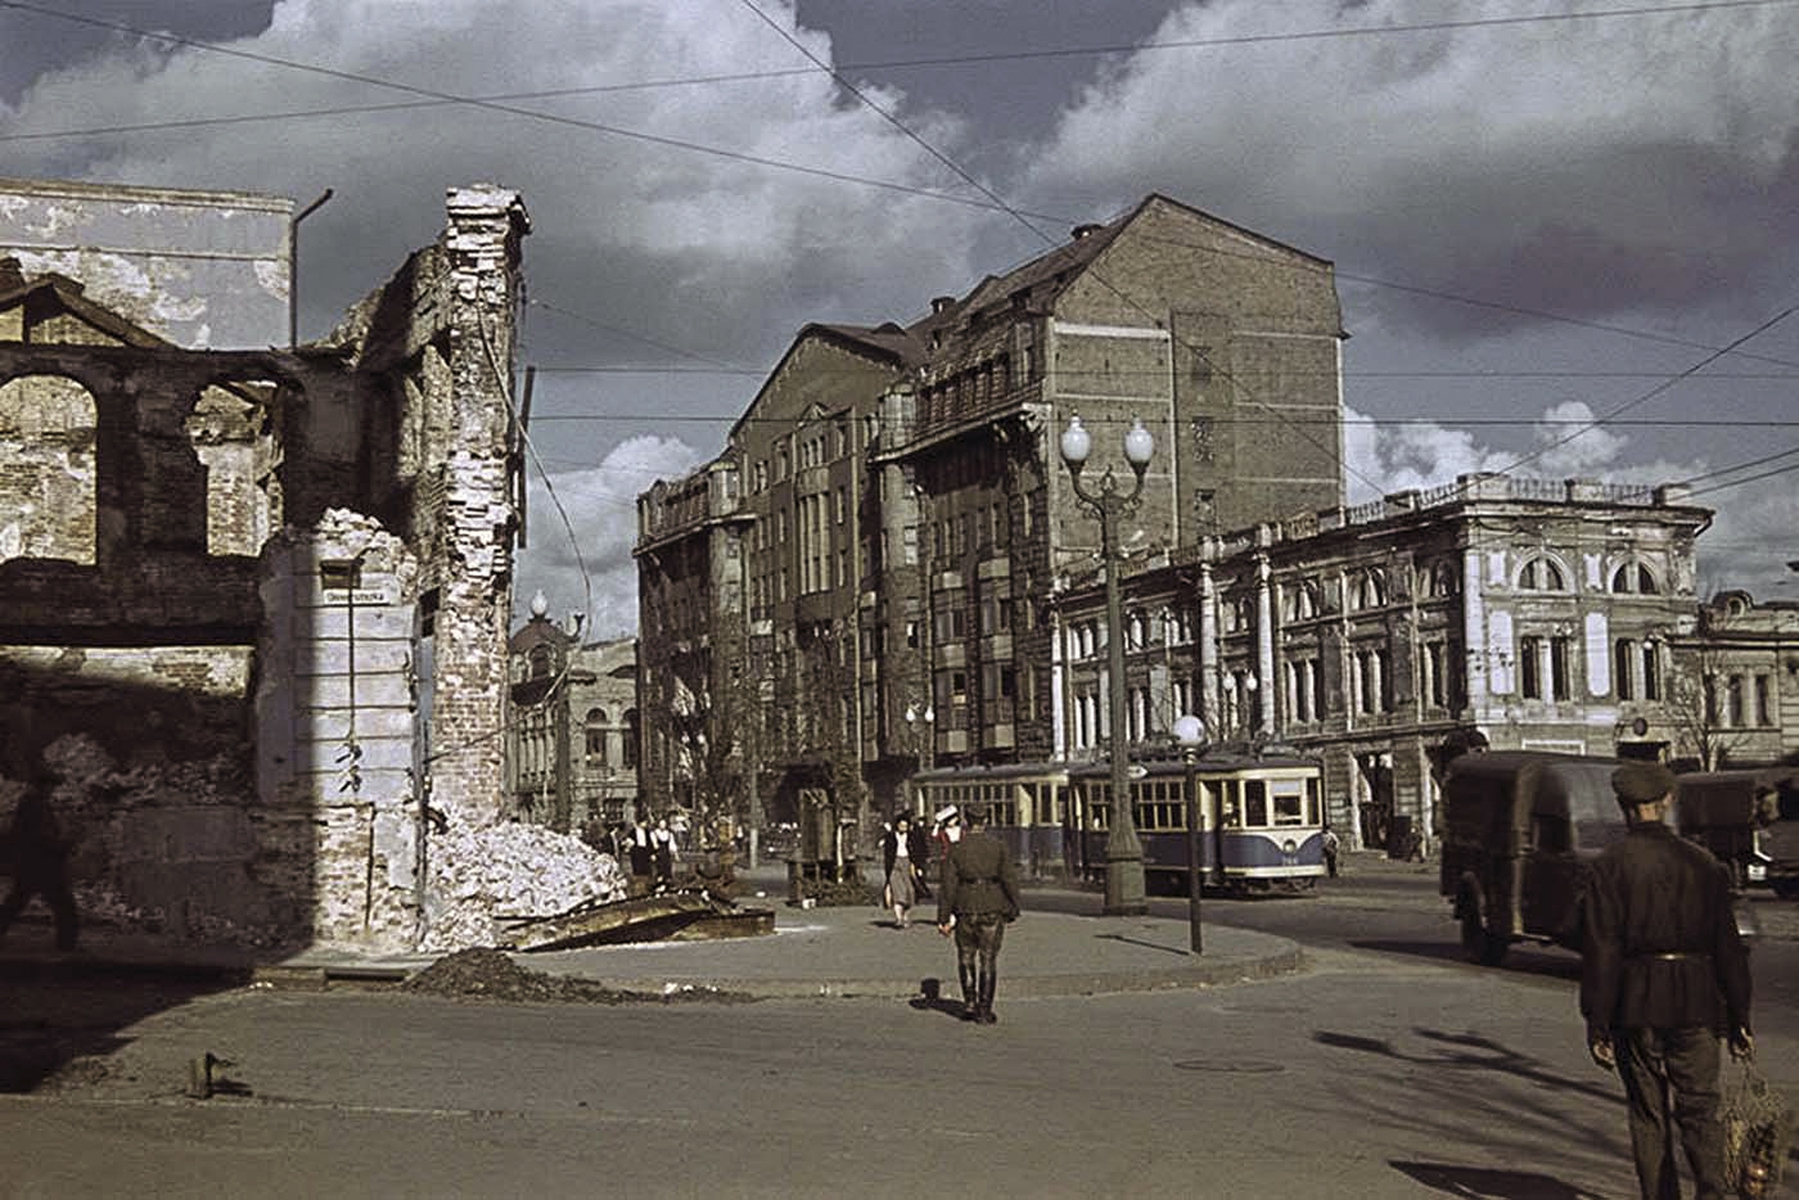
[
  {"x1": 422, "y1": 818, "x2": 630, "y2": 952},
  {"x1": 400, "y1": 947, "x2": 755, "y2": 1005}
]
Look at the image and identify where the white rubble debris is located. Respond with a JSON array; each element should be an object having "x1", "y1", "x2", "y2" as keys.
[{"x1": 421, "y1": 817, "x2": 629, "y2": 952}]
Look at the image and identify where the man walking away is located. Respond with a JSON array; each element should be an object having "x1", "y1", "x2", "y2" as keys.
[
  {"x1": 936, "y1": 804, "x2": 1019, "y2": 1025},
  {"x1": 1581, "y1": 760, "x2": 1753, "y2": 1200}
]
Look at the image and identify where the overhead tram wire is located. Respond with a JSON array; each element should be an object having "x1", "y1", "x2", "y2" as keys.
[
  {"x1": 11, "y1": 13, "x2": 1798, "y2": 387},
  {"x1": 1496, "y1": 301, "x2": 1799, "y2": 477},
  {"x1": 9, "y1": 0, "x2": 1798, "y2": 145},
  {"x1": 734, "y1": 0, "x2": 1389, "y2": 498}
]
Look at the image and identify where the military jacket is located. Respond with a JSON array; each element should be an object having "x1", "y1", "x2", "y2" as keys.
[
  {"x1": 937, "y1": 832, "x2": 1020, "y2": 924},
  {"x1": 1579, "y1": 822, "x2": 1751, "y2": 1038}
]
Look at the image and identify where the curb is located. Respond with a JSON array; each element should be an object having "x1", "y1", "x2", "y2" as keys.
[{"x1": 593, "y1": 939, "x2": 1307, "y2": 1001}]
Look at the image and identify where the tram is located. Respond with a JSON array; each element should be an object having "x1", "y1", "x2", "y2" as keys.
[{"x1": 907, "y1": 747, "x2": 1327, "y2": 893}]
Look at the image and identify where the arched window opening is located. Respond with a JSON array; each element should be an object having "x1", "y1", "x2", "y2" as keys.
[
  {"x1": 1610, "y1": 562, "x2": 1659, "y2": 594},
  {"x1": 1520, "y1": 556, "x2": 1566, "y2": 591},
  {"x1": 0, "y1": 374, "x2": 98, "y2": 565},
  {"x1": 186, "y1": 380, "x2": 280, "y2": 556},
  {"x1": 529, "y1": 645, "x2": 552, "y2": 680}
]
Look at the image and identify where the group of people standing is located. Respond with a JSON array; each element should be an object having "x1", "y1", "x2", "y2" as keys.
[
  {"x1": 601, "y1": 815, "x2": 679, "y2": 897},
  {"x1": 883, "y1": 804, "x2": 1020, "y2": 1025}
]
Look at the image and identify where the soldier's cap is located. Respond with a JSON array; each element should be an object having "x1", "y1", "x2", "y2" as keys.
[
  {"x1": 1612, "y1": 761, "x2": 1676, "y2": 807},
  {"x1": 960, "y1": 803, "x2": 989, "y2": 825},
  {"x1": 934, "y1": 805, "x2": 959, "y2": 824}
]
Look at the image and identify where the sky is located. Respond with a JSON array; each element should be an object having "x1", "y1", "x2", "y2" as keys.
[{"x1": 3, "y1": 0, "x2": 1796, "y2": 637}]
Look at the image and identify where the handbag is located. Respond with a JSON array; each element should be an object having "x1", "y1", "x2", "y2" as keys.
[{"x1": 1722, "y1": 1059, "x2": 1793, "y2": 1198}]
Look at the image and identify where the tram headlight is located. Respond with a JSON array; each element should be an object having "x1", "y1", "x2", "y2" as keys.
[{"x1": 1282, "y1": 839, "x2": 1297, "y2": 856}]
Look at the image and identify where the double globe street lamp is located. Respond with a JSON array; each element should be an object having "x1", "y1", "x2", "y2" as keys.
[{"x1": 1060, "y1": 414, "x2": 1154, "y2": 916}]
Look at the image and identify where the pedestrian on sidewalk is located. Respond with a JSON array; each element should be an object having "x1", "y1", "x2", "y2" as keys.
[
  {"x1": 1579, "y1": 760, "x2": 1753, "y2": 1200},
  {"x1": 881, "y1": 813, "x2": 929, "y2": 928},
  {"x1": 650, "y1": 816, "x2": 678, "y2": 892},
  {"x1": 0, "y1": 761, "x2": 80, "y2": 952},
  {"x1": 1322, "y1": 826, "x2": 1340, "y2": 878},
  {"x1": 627, "y1": 817, "x2": 654, "y2": 897},
  {"x1": 936, "y1": 804, "x2": 1019, "y2": 1025}
]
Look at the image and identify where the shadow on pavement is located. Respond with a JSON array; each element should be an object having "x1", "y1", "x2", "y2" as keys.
[
  {"x1": 0, "y1": 956, "x2": 247, "y2": 1093},
  {"x1": 1315, "y1": 1027, "x2": 1618, "y2": 1106},
  {"x1": 1347, "y1": 938, "x2": 1584, "y2": 981},
  {"x1": 1391, "y1": 1160, "x2": 1609, "y2": 1199},
  {"x1": 906, "y1": 977, "x2": 968, "y2": 1021}
]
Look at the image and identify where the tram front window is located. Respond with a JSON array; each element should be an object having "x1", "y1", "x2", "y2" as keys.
[
  {"x1": 1244, "y1": 781, "x2": 1269, "y2": 827},
  {"x1": 1272, "y1": 787, "x2": 1305, "y2": 826}
]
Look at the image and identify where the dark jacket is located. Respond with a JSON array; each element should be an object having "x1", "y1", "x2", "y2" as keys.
[
  {"x1": 1579, "y1": 822, "x2": 1751, "y2": 1040},
  {"x1": 937, "y1": 831, "x2": 1020, "y2": 924},
  {"x1": 882, "y1": 827, "x2": 929, "y2": 877}
]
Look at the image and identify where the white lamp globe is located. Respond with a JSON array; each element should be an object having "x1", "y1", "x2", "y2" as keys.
[
  {"x1": 1123, "y1": 417, "x2": 1154, "y2": 468},
  {"x1": 1173, "y1": 714, "x2": 1206, "y2": 746},
  {"x1": 1060, "y1": 415, "x2": 1091, "y2": 466}
]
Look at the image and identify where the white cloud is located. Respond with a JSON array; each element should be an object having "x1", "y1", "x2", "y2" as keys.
[{"x1": 514, "y1": 433, "x2": 705, "y2": 638}]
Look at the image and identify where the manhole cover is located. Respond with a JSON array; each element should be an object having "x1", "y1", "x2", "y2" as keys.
[{"x1": 1173, "y1": 1059, "x2": 1285, "y2": 1074}]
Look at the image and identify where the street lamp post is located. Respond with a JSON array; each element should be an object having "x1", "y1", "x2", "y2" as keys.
[
  {"x1": 1061, "y1": 414, "x2": 1154, "y2": 916},
  {"x1": 1174, "y1": 714, "x2": 1207, "y2": 953}
]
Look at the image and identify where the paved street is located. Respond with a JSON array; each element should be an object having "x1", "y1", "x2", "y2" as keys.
[{"x1": 1, "y1": 858, "x2": 1794, "y2": 1199}]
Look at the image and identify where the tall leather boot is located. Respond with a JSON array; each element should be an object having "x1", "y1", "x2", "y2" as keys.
[
  {"x1": 958, "y1": 961, "x2": 979, "y2": 1020},
  {"x1": 978, "y1": 967, "x2": 998, "y2": 1025}
]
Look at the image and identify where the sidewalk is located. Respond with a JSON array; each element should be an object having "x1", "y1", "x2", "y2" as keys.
[{"x1": 0, "y1": 865, "x2": 1305, "y2": 1000}]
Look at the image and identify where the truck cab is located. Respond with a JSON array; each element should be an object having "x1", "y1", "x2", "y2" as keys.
[{"x1": 1439, "y1": 751, "x2": 1624, "y2": 966}]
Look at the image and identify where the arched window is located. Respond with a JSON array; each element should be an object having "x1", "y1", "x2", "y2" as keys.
[
  {"x1": 1611, "y1": 562, "x2": 1659, "y2": 594},
  {"x1": 529, "y1": 645, "x2": 553, "y2": 680},
  {"x1": 585, "y1": 708, "x2": 609, "y2": 762},
  {"x1": 1350, "y1": 568, "x2": 1387, "y2": 611},
  {"x1": 1421, "y1": 561, "x2": 1459, "y2": 598},
  {"x1": 0, "y1": 374, "x2": 98, "y2": 565},
  {"x1": 1519, "y1": 556, "x2": 1567, "y2": 591}
]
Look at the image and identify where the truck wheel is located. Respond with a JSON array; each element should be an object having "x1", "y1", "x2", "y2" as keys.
[{"x1": 1460, "y1": 907, "x2": 1508, "y2": 966}]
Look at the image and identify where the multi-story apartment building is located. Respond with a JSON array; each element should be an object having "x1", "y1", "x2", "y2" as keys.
[
  {"x1": 635, "y1": 195, "x2": 1346, "y2": 849},
  {"x1": 1053, "y1": 474, "x2": 1718, "y2": 853},
  {"x1": 507, "y1": 594, "x2": 640, "y2": 839}
]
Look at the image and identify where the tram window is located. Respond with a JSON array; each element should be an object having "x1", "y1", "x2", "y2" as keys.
[
  {"x1": 1272, "y1": 788, "x2": 1304, "y2": 826},
  {"x1": 1306, "y1": 777, "x2": 1321, "y2": 825},
  {"x1": 1244, "y1": 781, "x2": 1269, "y2": 827},
  {"x1": 1220, "y1": 781, "x2": 1240, "y2": 828}
]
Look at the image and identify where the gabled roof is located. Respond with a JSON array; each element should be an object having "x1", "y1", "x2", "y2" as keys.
[
  {"x1": 726, "y1": 321, "x2": 922, "y2": 442},
  {"x1": 0, "y1": 259, "x2": 173, "y2": 349}
]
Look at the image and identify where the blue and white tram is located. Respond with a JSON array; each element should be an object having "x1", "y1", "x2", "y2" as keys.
[
  {"x1": 907, "y1": 762, "x2": 1073, "y2": 880},
  {"x1": 1069, "y1": 749, "x2": 1327, "y2": 894}
]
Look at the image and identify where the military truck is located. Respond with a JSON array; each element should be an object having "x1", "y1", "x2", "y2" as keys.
[
  {"x1": 1442, "y1": 751, "x2": 1763, "y2": 967},
  {"x1": 1439, "y1": 751, "x2": 1627, "y2": 966}
]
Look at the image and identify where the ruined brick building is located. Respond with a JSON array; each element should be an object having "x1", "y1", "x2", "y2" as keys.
[{"x1": 1, "y1": 177, "x2": 617, "y2": 956}]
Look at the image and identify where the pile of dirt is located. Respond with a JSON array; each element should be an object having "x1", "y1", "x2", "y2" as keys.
[{"x1": 398, "y1": 947, "x2": 756, "y2": 1005}]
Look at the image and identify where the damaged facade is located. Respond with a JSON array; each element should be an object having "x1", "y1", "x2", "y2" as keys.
[{"x1": 0, "y1": 177, "x2": 620, "y2": 957}]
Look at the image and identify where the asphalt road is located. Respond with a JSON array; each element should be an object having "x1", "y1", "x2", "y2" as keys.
[{"x1": 2, "y1": 862, "x2": 1794, "y2": 1199}]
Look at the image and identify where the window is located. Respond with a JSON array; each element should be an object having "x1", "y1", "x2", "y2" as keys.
[
  {"x1": 1519, "y1": 556, "x2": 1567, "y2": 591},
  {"x1": 585, "y1": 709, "x2": 608, "y2": 762},
  {"x1": 1611, "y1": 563, "x2": 1659, "y2": 594},
  {"x1": 1549, "y1": 637, "x2": 1571, "y2": 701},
  {"x1": 1520, "y1": 636, "x2": 1542, "y2": 699},
  {"x1": 1756, "y1": 675, "x2": 1774, "y2": 727},
  {"x1": 529, "y1": 645, "x2": 553, "y2": 680},
  {"x1": 1272, "y1": 786, "x2": 1305, "y2": 827},
  {"x1": 622, "y1": 709, "x2": 640, "y2": 769},
  {"x1": 1243, "y1": 781, "x2": 1269, "y2": 828},
  {"x1": 1642, "y1": 642, "x2": 1661, "y2": 700},
  {"x1": 1614, "y1": 639, "x2": 1635, "y2": 700}
]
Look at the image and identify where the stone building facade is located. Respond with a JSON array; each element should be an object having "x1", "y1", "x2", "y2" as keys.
[
  {"x1": 1664, "y1": 588, "x2": 1799, "y2": 771},
  {"x1": 1052, "y1": 473, "x2": 1718, "y2": 853},
  {"x1": 507, "y1": 596, "x2": 640, "y2": 838},
  {"x1": 636, "y1": 195, "x2": 1346, "y2": 849},
  {"x1": 0, "y1": 178, "x2": 613, "y2": 957}
]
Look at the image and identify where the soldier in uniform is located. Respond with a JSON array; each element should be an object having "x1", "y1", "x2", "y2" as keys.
[
  {"x1": 936, "y1": 804, "x2": 1020, "y2": 1025},
  {"x1": 1580, "y1": 760, "x2": 1754, "y2": 1200}
]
